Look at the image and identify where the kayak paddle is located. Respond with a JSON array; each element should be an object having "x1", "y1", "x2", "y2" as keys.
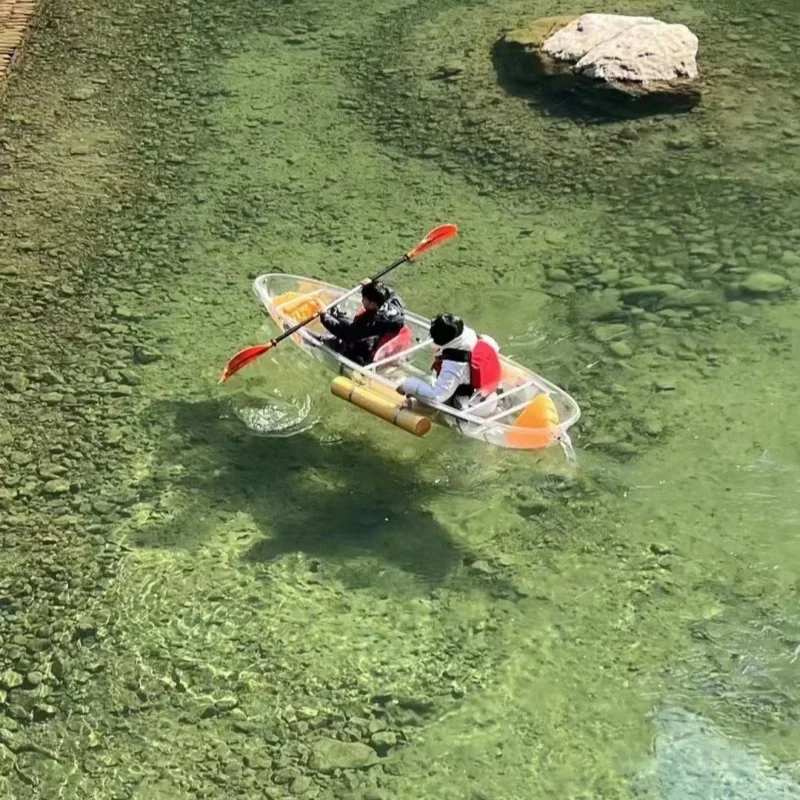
[{"x1": 219, "y1": 224, "x2": 458, "y2": 383}]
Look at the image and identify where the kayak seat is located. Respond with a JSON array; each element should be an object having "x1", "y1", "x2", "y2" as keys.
[{"x1": 372, "y1": 325, "x2": 414, "y2": 367}]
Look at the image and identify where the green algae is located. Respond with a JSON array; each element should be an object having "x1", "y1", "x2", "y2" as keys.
[{"x1": 0, "y1": 0, "x2": 799, "y2": 797}]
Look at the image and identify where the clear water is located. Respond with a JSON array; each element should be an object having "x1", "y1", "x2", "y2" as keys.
[{"x1": 1, "y1": 0, "x2": 799, "y2": 797}]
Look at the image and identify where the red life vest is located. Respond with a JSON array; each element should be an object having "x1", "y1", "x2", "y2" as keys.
[{"x1": 432, "y1": 338, "x2": 502, "y2": 396}]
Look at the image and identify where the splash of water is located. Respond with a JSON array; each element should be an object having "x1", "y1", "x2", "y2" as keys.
[
  {"x1": 221, "y1": 391, "x2": 317, "y2": 437},
  {"x1": 558, "y1": 430, "x2": 578, "y2": 468}
]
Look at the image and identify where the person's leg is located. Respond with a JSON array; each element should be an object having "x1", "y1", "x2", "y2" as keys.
[
  {"x1": 346, "y1": 340, "x2": 374, "y2": 366},
  {"x1": 454, "y1": 392, "x2": 499, "y2": 418},
  {"x1": 317, "y1": 334, "x2": 343, "y2": 352}
]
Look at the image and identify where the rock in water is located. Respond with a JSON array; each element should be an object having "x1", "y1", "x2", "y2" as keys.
[
  {"x1": 541, "y1": 15, "x2": 657, "y2": 63},
  {"x1": 544, "y1": 15, "x2": 698, "y2": 83},
  {"x1": 494, "y1": 13, "x2": 702, "y2": 116},
  {"x1": 740, "y1": 271, "x2": 790, "y2": 295},
  {"x1": 308, "y1": 738, "x2": 378, "y2": 773}
]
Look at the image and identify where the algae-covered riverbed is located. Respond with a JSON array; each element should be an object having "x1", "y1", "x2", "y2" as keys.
[{"x1": 1, "y1": 0, "x2": 799, "y2": 797}]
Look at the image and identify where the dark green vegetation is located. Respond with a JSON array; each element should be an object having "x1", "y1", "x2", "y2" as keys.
[{"x1": 0, "y1": 0, "x2": 798, "y2": 797}]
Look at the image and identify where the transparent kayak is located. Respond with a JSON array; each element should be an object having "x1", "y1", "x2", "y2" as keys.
[{"x1": 253, "y1": 274, "x2": 581, "y2": 452}]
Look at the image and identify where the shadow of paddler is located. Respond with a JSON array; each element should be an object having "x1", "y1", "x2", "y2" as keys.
[{"x1": 136, "y1": 397, "x2": 474, "y2": 587}]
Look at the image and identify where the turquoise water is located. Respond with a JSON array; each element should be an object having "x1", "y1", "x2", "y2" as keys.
[{"x1": 1, "y1": 0, "x2": 799, "y2": 797}]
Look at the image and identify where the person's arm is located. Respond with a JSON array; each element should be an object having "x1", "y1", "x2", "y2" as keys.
[
  {"x1": 400, "y1": 361, "x2": 466, "y2": 404},
  {"x1": 320, "y1": 309, "x2": 354, "y2": 337},
  {"x1": 327, "y1": 312, "x2": 400, "y2": 343}
]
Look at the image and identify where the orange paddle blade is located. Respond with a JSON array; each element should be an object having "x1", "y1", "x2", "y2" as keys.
[
  {"x1": 406, "y1": 224, "x2": 458, "y2": 260},
  {"x1": 219, "y1": 342, "x2": 274, "y2": 383}
]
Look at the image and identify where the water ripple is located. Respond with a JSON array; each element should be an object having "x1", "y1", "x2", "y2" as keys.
[{"x1": 221, "y1": 391, "x2": 317, "y2": 437}]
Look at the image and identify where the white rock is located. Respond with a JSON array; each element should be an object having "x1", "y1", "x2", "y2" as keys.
[
  {"x1": 577, "y1": 23, "x2": 699, "y2": 82},
  {"x1": 542, "y1": 14, "x2": 658, "y2": 62},
  {"x1": 542, "y1": 13, "x2": 699, "y2": 84}
]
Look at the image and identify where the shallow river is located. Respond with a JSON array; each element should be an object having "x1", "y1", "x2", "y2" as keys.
[{"x1": 0, "y1": 0, "x2": 798, "y2": 798}]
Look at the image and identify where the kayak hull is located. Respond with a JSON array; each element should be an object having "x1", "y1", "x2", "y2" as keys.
[{"x1": 252, "y1": 274, "x2": 581, "y2": 452}]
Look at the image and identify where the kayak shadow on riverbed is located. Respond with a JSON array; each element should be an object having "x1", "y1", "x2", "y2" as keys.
[{"x1": 138, "y1": 398, "x2": 484, "y2": 587}]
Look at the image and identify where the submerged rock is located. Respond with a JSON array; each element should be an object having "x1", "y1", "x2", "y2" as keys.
[
  {"x1": 740, "y1": 271, "x2": 790, "y2": 295},
  {"x1": 573, "y1": 289, "x2": 623, "y2": 322},
  {"x1": 42, "y1": 479, "x2": 71, "y2": 495},
  {"x1": 308, "y1": 738, "x2": 378, "y2": 773},
  {"x1": 494, "y1": 13, "x2": 702, "y2": 116},
  {"x1": 5, "y1": 373, "x2": 29, "y2": 393},
  {"x1": 133, "y1": 344, "x2": 163, "y2": 364}
]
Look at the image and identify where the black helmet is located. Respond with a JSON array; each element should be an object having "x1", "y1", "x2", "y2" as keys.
[
  {"x1": 361, "y1": 280, "x2": 391, "y2": 306},
  {"x1": 429, "y1": 313, "x2": 464, "y2": 346}
]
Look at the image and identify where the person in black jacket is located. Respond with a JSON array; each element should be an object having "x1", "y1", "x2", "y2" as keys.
[{"x1": 319, "y1": 280, "x2": 405, "y2": 365}]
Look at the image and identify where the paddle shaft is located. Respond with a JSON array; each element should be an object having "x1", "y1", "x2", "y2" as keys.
[{"x1": 268, "y1": 253, "x2": 411, "y2": 347}]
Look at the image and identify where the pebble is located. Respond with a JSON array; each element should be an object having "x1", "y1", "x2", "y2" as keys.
[
  {"x1": 370, "y1": 730, "x2": 397, "y2": 749},
  {"x1": 650, "y1": 543, "x2": 674, "y2": 555},
  {"x1": 133, "y1": 345, "x2": 163, "y2": 364},
  {"x1": 68, "y1": 86, "x2": 98, "y2": 101},
  {"x1": 38, "y1": 463, "x2": 67, "y2": 479},
  {"x1": 289, "y1": 776, "x2": 313, "y2": 795},
  {"x1": 468, "y1": 560, "x2": 495, "y2": 576},
  {"x1": 640, "y1": 416, "x2": 664, "y2": 436},
  {"x1": 243, "y1": 753, "x2": 271, "y2": 769},
  {"x1": 740, "y1": 271, "x2": 789, "y2": 294},
  {"x1": 42, "y1": 479, "x2": 71, "y2": 495},
  {"x1": 308, "y1": 738, "x2": 378, "y2": 773},
  {"x1": 26, "y1": 638, "x2": 52, "y2": 654},
  {"x1": 105, "y1": 429, "x2": 124, "y2": 445},
  {"x1": 609, "y1": 341, "x2": 633, "y2": 358},
  {"x1": 273, "y1": 766, "x2": 302, "y2": 784},
  {"x1": 622, "y1": 284, "x2": 679, "y2": 306},
  {"x1": 5, "y1": 374, "x2": 29, "y2": 393},
  {"x1": 33, "y1": 704, "x2": 57, "y2": 721},
  {"x1": 0, "y1": 670, "x2": 23, "y2": 690},
  {"x1": 25, "y1": 671, "x2": 43, "y2": 688},
  {"x1": 660, "y1": 289, "x2": 719, "y2": 309},
  {"x1": 591, "y1": 323, "x2": 631, "y2": 342},
  {"x1": 780, "y1": 251, "x2": 800, "y2": 266},
  {"x1": 113, "y1": 306, "x2": 143, "y2": 321},
  {"x1": 6, "y1": 704, "x2": 29, "y2": 722},
  {"x1": 546, "y1": 268, "x2": 571, "y2": 282},
  {"x1": 119, "y1": 369, "x2": 143, "y2": 386},
  {"x1": 546, "y1": 282, "x2": 574, "y2": 297}
]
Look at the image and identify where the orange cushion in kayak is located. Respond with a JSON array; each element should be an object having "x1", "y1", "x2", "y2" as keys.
[
  {"x1": 272, "y1": 291, "x2": 325, "y2": 324},
  {"x1": 504, "y1": 393, "x2": 560, "y2": 450}
]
